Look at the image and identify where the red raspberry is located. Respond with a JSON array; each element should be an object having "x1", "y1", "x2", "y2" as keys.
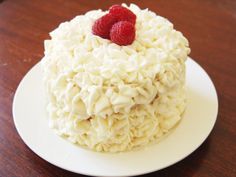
[
  {"x1": 109, "y1": 5, "x2": 136, "y2": 25},
  {"x1": 92, "y1": 13, "x2": 117, "y2": 39},
  {"x1": 110, "y1": 21, "x2": 135, "y2": 46}
]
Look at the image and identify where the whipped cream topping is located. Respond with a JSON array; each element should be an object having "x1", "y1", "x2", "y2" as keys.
[{"x1": 42, "y1": 3, "x2": 190, "y2": 152}]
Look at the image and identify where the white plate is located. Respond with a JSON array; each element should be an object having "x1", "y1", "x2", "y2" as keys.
[{"x1": 13, "y1": 58, "x2": 218, "y2": 177}]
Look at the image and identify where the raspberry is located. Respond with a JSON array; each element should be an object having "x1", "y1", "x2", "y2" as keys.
[
  {"x1": 109, "y1": 5, "x2": 136, "y2": 24},
  {"x1": 92, "y1": 13, "x2": 117, "y2": 39},
  {"x1": 110, "y1": 21, "x2": 135, "y2": 46}
]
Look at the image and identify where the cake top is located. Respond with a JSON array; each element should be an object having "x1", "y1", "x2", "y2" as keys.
[{"x1": 42, "y1": 3, "x2": 190, "y2": 119}]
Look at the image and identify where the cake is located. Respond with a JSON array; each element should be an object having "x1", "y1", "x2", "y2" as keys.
[{"x1": 41, "y1": 4, "x2": 190, "y2": 152}]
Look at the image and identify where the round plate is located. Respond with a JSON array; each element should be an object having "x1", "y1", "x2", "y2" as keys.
[{"x1": 13, "y1": 58, "x2": 218, "y2": 177}]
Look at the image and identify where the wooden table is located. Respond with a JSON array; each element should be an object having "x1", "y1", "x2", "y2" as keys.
[{"x1": 0, "y1": 0, "x2": 235, "y2": 176}]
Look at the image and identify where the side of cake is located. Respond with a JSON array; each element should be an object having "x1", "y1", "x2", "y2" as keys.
[{"x1": 41, "y1": 4, "x2": 190, "y2": 152}]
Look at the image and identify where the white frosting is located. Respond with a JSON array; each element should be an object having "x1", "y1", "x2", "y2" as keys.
[{"x1": 42, "y1": 3, "x2": 190, "y2": 152}]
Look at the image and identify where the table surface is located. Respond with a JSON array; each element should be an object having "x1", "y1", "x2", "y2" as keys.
[{"x1": 0, "y1": 0, "x2": 236, "y2": 177}]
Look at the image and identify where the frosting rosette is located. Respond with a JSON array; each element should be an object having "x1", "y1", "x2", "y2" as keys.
[{"x1": 41, "y1": 4, "x2": 190, "y2": 152}]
